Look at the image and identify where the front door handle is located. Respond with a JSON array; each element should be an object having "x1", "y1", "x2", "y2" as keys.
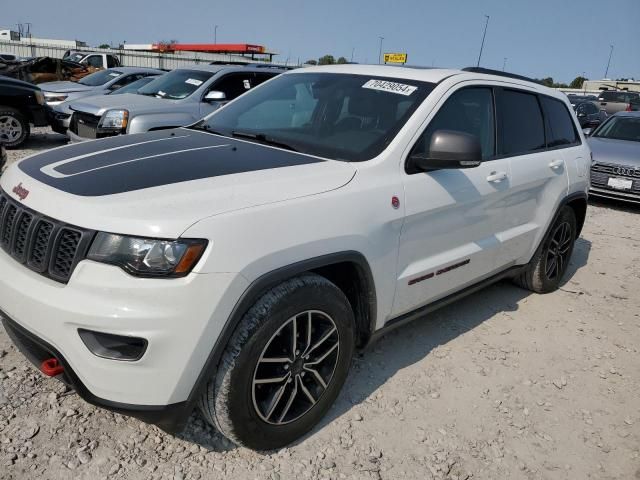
[
  {"x1": 549, "y1": 159, "x2": 564, "y2": 169},
  {"x1": 486, "y1": 171, "x2": 507, "y2": 183}
]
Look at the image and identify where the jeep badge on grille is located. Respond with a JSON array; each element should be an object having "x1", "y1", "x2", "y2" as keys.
[{"x1": 12, "y1": 183, "x2": 29, "y2": 201}]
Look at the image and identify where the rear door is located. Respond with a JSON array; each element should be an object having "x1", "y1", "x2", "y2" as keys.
[
  {"x1": 392, "y1": 85, "x2": 513, "y2": 316},
  {"x1": 500, "y1": 91, "x2": 574, "y2": 263}
]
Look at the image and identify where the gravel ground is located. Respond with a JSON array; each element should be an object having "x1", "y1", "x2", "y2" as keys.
[{"x1": 1, "y1": 129, "x2": 639, "y2": 480}]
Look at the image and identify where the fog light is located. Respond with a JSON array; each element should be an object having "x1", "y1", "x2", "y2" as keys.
[{"x1": 78, "y1": 329, "x2": 147, "y2": 361}]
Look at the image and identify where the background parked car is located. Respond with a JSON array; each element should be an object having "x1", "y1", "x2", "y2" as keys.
[
  {"x1": 574, "y1": 101, "x2": 607, "y2": 130},
  {"x1": 66, "y1": 64, "x2": 284, "y2": 141},
  {"x1": 566, "y1": 94, "x2": 597, "y2": 106},
  {"x1": 0, "y1": 76, "x2": 49, "y2": 148},
  {"x1": 588, "y1": 112, "x2": 640, "y2": 204},
  {"x1": 44, "y1": 67, "x2": 164, "y2": 134},
  {"x1": 62, "y1": 50, "x2": 121, "y2": 70},
  {"x1": 597, "y1": 90, "x2": 640, "y2": 115}
]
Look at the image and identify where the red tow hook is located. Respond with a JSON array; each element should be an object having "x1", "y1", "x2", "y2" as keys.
[{"x1": 40, "y1": 358, "x2": 64, "y2": 377}]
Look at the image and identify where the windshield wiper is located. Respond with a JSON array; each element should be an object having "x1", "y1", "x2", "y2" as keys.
[
  {"x1": 231, "y1": 131, "x2": 298, "y2": 152},
  {"x1": 188, "y1": 123, "x2": 228, "y2": 137}
]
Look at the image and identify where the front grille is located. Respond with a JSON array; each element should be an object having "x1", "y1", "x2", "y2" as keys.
[
  {"x1": 69, "y1": 111, "x2": 100, "y2": 138},
  {"x1": 0, "y1": 189, "x2": 94, "y2": 283},
  {"x1": 591, "y1": 162, "x2": 640, "y2": 194}
]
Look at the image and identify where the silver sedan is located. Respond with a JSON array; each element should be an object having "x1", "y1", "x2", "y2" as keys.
[{"x1": 587, "y1": 111, "x2": 640, "y2": 204}]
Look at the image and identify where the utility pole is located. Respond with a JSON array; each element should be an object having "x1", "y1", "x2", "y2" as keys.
[
  {"x1": 604, "y1": 44, "x2": 614, "y2": 78},
  {"x1": 502, "y1": 57, "x2": 507, "y2": 71},
  {"x1": 378, "y1": 36, "x2": 384, "y2": 64},
  {"x1": 214, "y1": 25, "x2": 219, "y2": 44},
  {"x1": 476, "y1": 15, "x2": 490, "y2": 67}
]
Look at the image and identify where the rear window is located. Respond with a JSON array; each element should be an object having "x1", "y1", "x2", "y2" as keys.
[
  {"x1": 541, "y1": 97, "x2": 579, "y2": 147},
  {"x1": 498, "y1": 90, "x2": 545, "y2": 155},
  {"x1": 599, "y1": 91, "x2": 627, "y2": 102}
]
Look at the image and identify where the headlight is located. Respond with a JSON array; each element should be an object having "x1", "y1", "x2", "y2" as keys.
[
  {"x1": 34, "y1": 90, "x2": 45, "y2": 105},
  {"x1": 99, "y1": 109, "x2": 129, "y2": 131},
  {"x1": 87, "y1": 233, "x2": 207, "y2": 278},
  {"x1": 44, "y1": 93, "x2": 67, "y2": 103}
]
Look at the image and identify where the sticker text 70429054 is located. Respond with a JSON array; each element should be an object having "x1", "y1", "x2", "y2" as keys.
[{"x1": 362, "y1": 79, "x2": 417, "y2": 96}]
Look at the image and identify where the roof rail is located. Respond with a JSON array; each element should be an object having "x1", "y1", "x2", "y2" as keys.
[{"x1": 462, "y1": 67, "x2": 542, "y2": 85}]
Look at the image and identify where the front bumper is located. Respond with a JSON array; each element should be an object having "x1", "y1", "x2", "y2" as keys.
[
  {"x1": 589, "y1": 186, "x2": 640, "y2": 204},
  {"x1": 0, "y1": 246, "x2": 248, "y2": 427},
  {"x1": 45, "y1": 106, "x2": 71, "y2": 134}
]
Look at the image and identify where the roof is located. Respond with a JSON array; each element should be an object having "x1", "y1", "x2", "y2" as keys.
[
  {"x1": 300, "y1": 64, "x2": 462, "y2": 83},
  {"x1": 612, "y1": 111, "x2": 640, "y2": 117},
  {"x1": 109, "y1": 66, "x2": 165, "y2": 74},
  {"x1": 171, "y1": 64, "x2": 286, "y2": 74}
]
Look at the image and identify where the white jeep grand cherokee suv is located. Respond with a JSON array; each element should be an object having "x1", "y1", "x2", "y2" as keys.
[{"x1": 0, "y1": 65, "x2": 589, "y2": 450}]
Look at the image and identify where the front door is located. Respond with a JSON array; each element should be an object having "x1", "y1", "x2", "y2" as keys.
[{"x1": 392, "y1": 86, "x2": 513, "y2": 317}]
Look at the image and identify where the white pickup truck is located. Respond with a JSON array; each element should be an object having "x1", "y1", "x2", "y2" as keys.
[{"x1": 63, "y1": 50, "x2": 121, "y2": 70}]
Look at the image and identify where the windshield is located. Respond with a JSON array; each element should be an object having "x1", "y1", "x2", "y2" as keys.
[
  {"x1": 78, "y1": 69, "x2": 122, "y2": 86},
  {"x1": 196, "y1": 73, "x2": 434, "y2": 161},
  {"x1": 137, "y1": 69, "x2": 213, "y2": 100},
  {"x1": 593, "y1": 116, "x2": 640, "y2": 142},
  {"x1": 110, "y1": 76, "x2": 159, "y2": 95},
  {"x1": 64, "y1": 53, "x2": 85, "y2": 63}
]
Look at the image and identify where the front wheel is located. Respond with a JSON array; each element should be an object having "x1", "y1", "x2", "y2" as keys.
[
  {"x1": 0, "y1": 108, "x2": 30, "y2": 148},
  {"x1": 514, "y1": 206, "x2": 577, "y2": 293},
  {"x1": 199, "y1": 274, "x2": 355, "y2": 450}
]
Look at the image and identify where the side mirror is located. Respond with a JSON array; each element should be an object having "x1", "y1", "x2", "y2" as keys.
[
  {"x1": 577, "y1": 112, "x2": 586, "y2": 118},
  {"x1": 582, "y1": 128, "x2": 593, "y2": 136},
  {"x1": 409, "y1": 130, "x2": 482, "y2": 171},
  {"x1": 109, "y1": 84, "x2": 122, "y2": 91},
  {"x1": 204, "y1": 91, "x2": 226, "y2": 102}
]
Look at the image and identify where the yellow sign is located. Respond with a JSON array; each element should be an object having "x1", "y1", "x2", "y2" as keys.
[{"x1": 383, "y1": 53, "x2": 407, "y2": 64}]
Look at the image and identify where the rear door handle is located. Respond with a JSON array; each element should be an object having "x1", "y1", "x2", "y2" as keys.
[
  {"x1": 549, "y1": 159, "x2": 564, "y2": 169},
  {"x1": 486, "y1": 171, "x2": 507, "y2": 183}
]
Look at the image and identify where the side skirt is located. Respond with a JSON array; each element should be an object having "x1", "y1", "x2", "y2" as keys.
[{"x1": 366, "y1": 265, "x2": 526, "y2": 346}]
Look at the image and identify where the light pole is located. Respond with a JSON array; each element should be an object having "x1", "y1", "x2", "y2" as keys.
[
  {"x1": 476, "y1": 15, "x2": 490, "y2": 67},
  {"x1": 604, "y1": 44, "x2": 614, "y2": 78},
  {"x1": 351, "y1": 47, "x2": 355, "y2": 63},
  {"x1": 214, "y1": 25, "x2": 218, "y2": 44},
  {"x1": 378, "y1": 36, "x2": 384, "y2": 64},
  {"x1": 502, "y1": 57, "x2": 507, "y2": 71}
]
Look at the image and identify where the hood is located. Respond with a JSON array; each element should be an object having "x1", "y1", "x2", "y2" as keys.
[
  {"x1": 1, "y1": 129, "x2": 356, "y2": 238},
  {"x1": 587, "y1": 137, "x2": 640, "y2": 167},
  {"x1": 39, "y1": 80, "x2": 94, "y2": 94},
  {"x1": 70, "y1": 93, "x2": 183, "y2": 117}
]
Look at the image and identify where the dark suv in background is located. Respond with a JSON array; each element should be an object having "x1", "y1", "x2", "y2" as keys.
[{"x1": 0, "y1": 76, "x2": 49, "y2": 148}]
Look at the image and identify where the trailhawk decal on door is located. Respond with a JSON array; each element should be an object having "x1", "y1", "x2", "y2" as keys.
[
  {"x1": 19, "y1": 129, "x2": 324, "y2": 196},
  {"x1": 407, "y1": 259, "x2": 470, "y2": 285}
]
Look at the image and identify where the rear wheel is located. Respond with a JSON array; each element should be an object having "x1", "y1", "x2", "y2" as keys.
[
  {"x1": 199, "y1": 274, "x2": 355, "y2": 450},
  {"x1": 0, "y1": 108, "x2": 30, "y2": 148},
  {"x1": 514, "y1": 206, "x2": 577, "y2": 293}
]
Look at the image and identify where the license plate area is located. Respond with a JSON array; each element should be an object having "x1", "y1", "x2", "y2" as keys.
[
  {"x1": 607, "y1": 177, "x2": 633, "y2": 190},
  {"x1": 76, "y1": 123, "x2": 97, "y2": 139}
]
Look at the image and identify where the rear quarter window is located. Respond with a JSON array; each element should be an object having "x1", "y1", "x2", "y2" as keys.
[
  {"x1": 497, "y1": 89, "x2": 545, "y2": 156},
  {"x1": 541, "y1": 96, "x2": 579, "y2": 147}
]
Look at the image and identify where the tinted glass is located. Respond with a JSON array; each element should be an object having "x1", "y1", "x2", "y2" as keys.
[
  {"x1": 107, "y1": 55, "x2": 117, "y2": 68},
  {"x1": 541, "y1": 97, "x2": 578, "y2": 147},
  {"x1": 210, "y1": 73, "x2": 255, "y2": 100},
  {"x1": 86, "y1": 55, "x2": 103, "y2": 68},
  {"x1": 77, "y1": 69, "x2": 123, "y2": 86},
  {"x1": 593, "y1": 116, "x2": 640, "y2": 142},
  {"x1": 599, "y1": 91, "x2": 627, "y2": 103},
  {"x1": 498, "y1": 90, "x2": 545, "y2": 155},
  {"x1": 137, "y1": 69, "x2": 213, "y2": 100},
  {"x1": 198, "y1": 73, "x2": 434, "y2": 162},
  {"x1": 110, "y1": 76, "x2": 159, "y2": 95},
  {"x1": 411, "y1": 87, "x2": 495, "y2": 160}
]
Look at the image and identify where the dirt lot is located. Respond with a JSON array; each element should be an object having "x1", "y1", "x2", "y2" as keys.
[{"x1": 1, "y1": 129, "x2": 639, "y2": 480}]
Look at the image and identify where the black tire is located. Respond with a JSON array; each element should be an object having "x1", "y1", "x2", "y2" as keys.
[
  {"x1": 513, "y1": 206, "x2": 577, "y2": 293},
  {"x1": 200, "y1": 273, "x2": 355, "y2": 450},
  {"x1": 0, "y1": 107, "x2": 30, "y2": 149}
]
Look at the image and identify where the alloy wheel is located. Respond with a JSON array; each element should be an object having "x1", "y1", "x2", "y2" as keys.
[
  {"x1": 0, "y1": 115, "x2": 23, "y2": 143},
  {"x1": 545, "y1": 221, "x2": 572, "y2": 280},
  {"x1": 252, "y1": 310, "x2": 340, "y2": 425}
]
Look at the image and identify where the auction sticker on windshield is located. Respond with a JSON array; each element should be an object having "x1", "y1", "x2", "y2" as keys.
[
  {"x1": 185, "y1": 78, "x2": 204, "y2": 86},
  {"x1": 362, "y1": 79, "x2": 417, "y2": 96}
]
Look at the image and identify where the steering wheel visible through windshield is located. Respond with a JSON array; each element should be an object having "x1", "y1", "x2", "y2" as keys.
[
  {"x1": 194, "y1": 72, "x2": 434, "y2": 162},
  {"x1": 138, "y1": 69, "x2": 214, "y2": 100}
]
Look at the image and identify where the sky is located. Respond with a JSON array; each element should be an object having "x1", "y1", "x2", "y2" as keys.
[{"x1": 3, "y1": 0, "x2": 639, "y2": 83}]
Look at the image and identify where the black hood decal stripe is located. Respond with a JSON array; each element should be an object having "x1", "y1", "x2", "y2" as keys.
[{"x1": 19, "y1": 129, "x2": 325, "y2": 197}]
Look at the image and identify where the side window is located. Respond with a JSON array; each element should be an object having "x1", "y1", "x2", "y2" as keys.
[
  {"x1": 210, "y1": 73, "x2": 254, "y2": 101},
  {"x1": 411, "y1": 87, "x2": 495, "y2": 160},
  {"x1": 497, "y1": 90, "x2": 545, "y2": 156},
  {"x1": 85, "y1": 55, "x2": 103, "y2": 68},
  {"x1": 106, "y1": 55, "x2": 117, "y2": 68},
  {"x1": 253, "y1": 73, "x2": 276, "y2": 87},
  {"x1": 541, "y1": 96, "x2": 579, "y2": 147},
  {"x1": 586, "y1": 103, "x2": 598, "y2": 115}
]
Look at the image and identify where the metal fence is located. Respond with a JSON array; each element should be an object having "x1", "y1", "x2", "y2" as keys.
[{"x1": 0, "y1": 40, "x2": 294, "y2": 69}]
